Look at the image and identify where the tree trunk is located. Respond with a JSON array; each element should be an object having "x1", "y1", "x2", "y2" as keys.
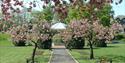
[
  {"x1": 88, "y1": 27, "x2": 94, "y2": 59},
  {"x1": 31, "y1": 41, "x2": 37, "y2": 63},
  {"x1": 89, "y1": 40, "x2": 94, "y2": 59}
]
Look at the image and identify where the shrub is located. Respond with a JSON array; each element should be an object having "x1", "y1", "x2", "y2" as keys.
[
  {"x1": 61, "y1": 20, "x2": 87, "y2": 49},
  {"x1": 34, "y1": 22, "x2": 52, "y2": 49},
  {"x1": 12, "y1": 39, "x2": 26, "y2": 46},
  {"x1": 37, "y1": 34, "x2": 52, "y2": 49},
  {"x1": 37, "y1": 39, "x2": 52, "y2": 49},
  {"x1": 10, "y1": 25, "x2": 28, "y2": 46},
  {"x1": 114, "y1": 34, "x2": 125, "y2": 40},
  {"x1": 65, "y1": 37, "x2": 85, "y2": 49},
  {"x1": 11, "y1": 34, "x2": 27, "y2": 46},
  {"x1": 93, "y1": 39, "x2": 107, "y2": 47}
]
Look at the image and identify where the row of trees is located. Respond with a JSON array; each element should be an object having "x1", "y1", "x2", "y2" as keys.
[{"x1": 0, "y1": 0, "x2": 124, "y2": 62}]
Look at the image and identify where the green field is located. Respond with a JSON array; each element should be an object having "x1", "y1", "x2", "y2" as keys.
[
  {"x1": 70, "y1": 44, "x2": 125, "y2": 63},
  {"x1": 0, "y1": 33, "x2": 51, "y2": 63}
]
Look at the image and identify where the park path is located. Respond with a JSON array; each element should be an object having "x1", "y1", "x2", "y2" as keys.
[{"x1": 50, "y1": 46, "x2": 76, "y2": 63}]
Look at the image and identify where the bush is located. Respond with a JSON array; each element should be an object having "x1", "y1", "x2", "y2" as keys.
[
  {"x1": 65, "y1": 37, "x2": 85, "y2": 49},
  {"x1": 37, "y1": 39, "x2": 52, "y2": 49},
  {"x1": 114, "y1": 34, "x2": 125, "y2": 40},
  {"x1": 36, "y1": 22, "x2": 52, "y2": 49},
  {"x1": 10, "y1": 24, "x2": 28, "y2": 46},
  {"x1": 12, "y1": 39, "x2": 26, "y2": 46},
  {"x1": 62, "y1": 20, "x2": 87, "y2": 49},
  {"x1": 11, "y1": 34, "x2": 27, "y2": 46},
  {"x1": 93, "y1": 39, "x2": 107, "y2": 47}
]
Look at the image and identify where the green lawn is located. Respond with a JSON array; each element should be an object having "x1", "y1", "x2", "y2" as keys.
[
  {"x1": 0, "y1": 33, "x2": 51, "y2": 63},
  {"x1": 70, "y1": 44, "x2": 125, "y2": 63}
]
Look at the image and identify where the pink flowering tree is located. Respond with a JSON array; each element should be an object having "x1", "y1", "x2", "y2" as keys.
[
  {"x1": 9, "y1": 21, "x2": 52, "y2": 63},
  {"x1": 61, "y1": 18, "x2": 123, "y2": 59}
]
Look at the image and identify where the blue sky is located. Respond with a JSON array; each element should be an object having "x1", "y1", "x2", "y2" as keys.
[{"x1": 111, "y1": 0, "x2": 125, "y2": 17}]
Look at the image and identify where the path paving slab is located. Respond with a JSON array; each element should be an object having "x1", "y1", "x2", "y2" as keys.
[{"x1": 50, "y1": 48, "x2": 76, "y2": 63}]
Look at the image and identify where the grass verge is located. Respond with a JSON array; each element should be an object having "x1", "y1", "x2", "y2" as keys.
[
  {"x1": 0, "y1": 33, "x2": 51, "y2": 63},
  {"x1": 70, "y1": 44, "x2": 125, "y2": 63}
]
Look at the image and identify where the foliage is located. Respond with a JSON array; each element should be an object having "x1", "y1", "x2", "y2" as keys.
[
  {"x1": 61, "y1": 18, "x2": 122, "y2": 59},
  {"x1": 100, "y1": 15, "x2": 110, "y2": 27},
  {"x1": 62, "y1": 19, "x2": 120, "y2": 46},
  {"x1": 8, "y1": 20, "x2": 52, "y2": 48},
  {"x1": 62, "y1": 30, "x2": 85, "y2": 49},
  {"x1": 114, "y1": 33, "x2": 125, "y2": 40},
  {"x1": 65, "y1": 7, "x2": 79, "y2": 23},
  {"x1": 97, "y1": 4, "x2": 112, "y2": 27},
  {"x1": 93, "y1": 39, "x2": 107, "y2": 47},
  {"x1": 42, "y1": 4, "x2": 53, "y2": 22},
  {"x1": 37, "y1": 22, "x2": 52, "y2": 49},
  {"x1": 8, "y1": 22, "x2": 52, "y2": 63},
  {"x1": 65, "y1": 6, "x2": 90, "y2": 23},
  {"x1": 52, "y1": 34, "x2": 63, "y2": 45},
  {"x1": 37, "y1": 38, "x2": 52, "y2": 49},
  {"x1": 0, "y1": 0, "x2": 124, "y2": 60},
  {"x1": 10, "y1": 24, "x2": 28, "y2": 46},
  {"x1": 27, "y1": 22, "x2": 52, "y2": 49},
  {"x1": 0, "y1": 0, "x2": 122, "y2": 21},
  {"x1": 64, "y1": 0, "x2": 91, "y2": 23},
  {"x1": 0, "y1": 20, "x2": 13, "y2": 32},
  {"x1": 61, "y1": 19, "x2": 89, "y2": 49},
  {"x1": 32, "y1": 4, "x2": 53, "y2": 23}
]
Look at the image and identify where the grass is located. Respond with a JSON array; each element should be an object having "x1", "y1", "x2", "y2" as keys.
[
  {"x1": 0, "y1": 33, "x2": 13, "y2": 46},
  {"x1": 70, "y1": 44, "x2": 125, "y2": 63},
  {"x1": 0, "y1": 33, "x2": 51, "y2": 63}
]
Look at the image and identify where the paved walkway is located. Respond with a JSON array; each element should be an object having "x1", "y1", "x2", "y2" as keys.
[{"x1": 50, "y1": 46, "x2": 76, "y2": 63}]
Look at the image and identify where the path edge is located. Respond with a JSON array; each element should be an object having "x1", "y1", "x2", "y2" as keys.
[
  {"x1": 48, "y1": 50, "x2": 53, "y2": 63},
  {"x1": 66, "y1": 49, "x2": 79, "y2": 63}
]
